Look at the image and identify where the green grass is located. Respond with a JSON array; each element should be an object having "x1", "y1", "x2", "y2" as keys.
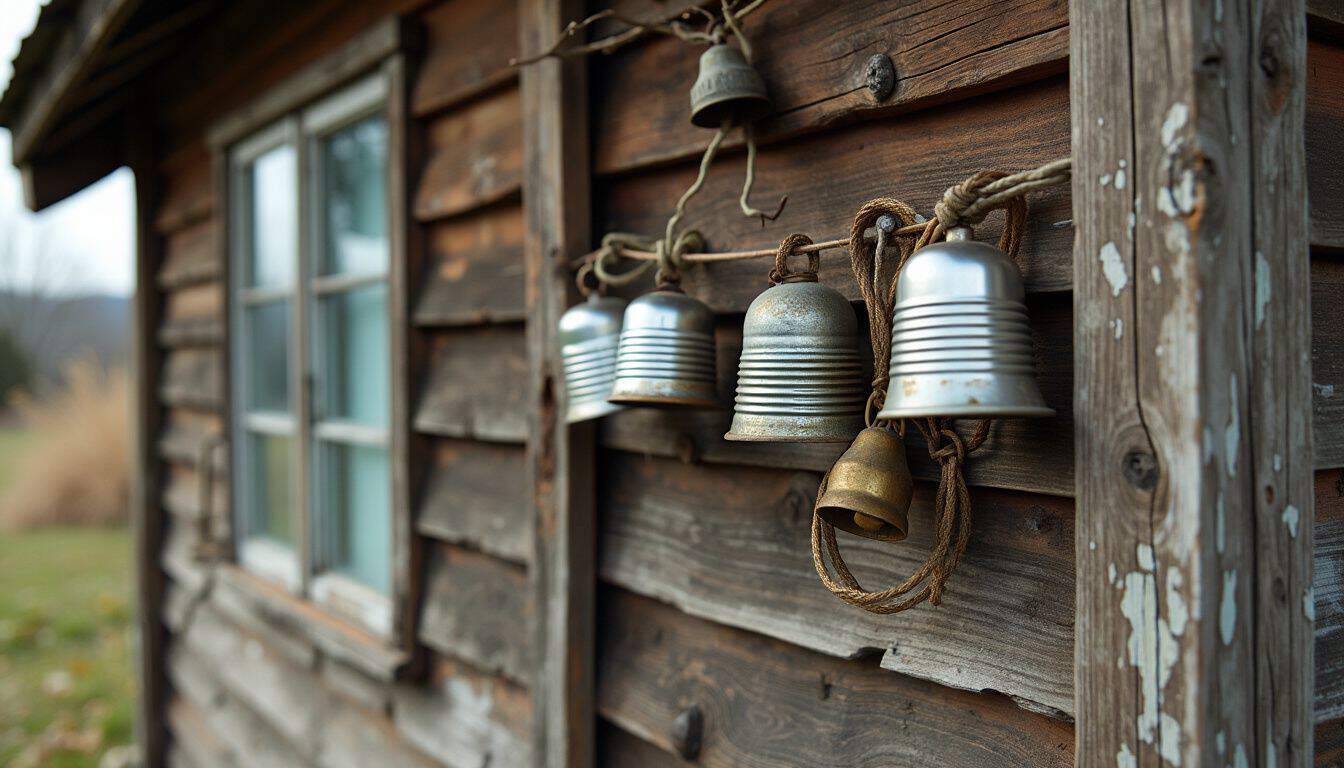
[
  {"x1": 0, "y1": 427, "x2": 32, "y2": 497},
  {"x1": 0, "y1": 526, "x2": 136, "y2": 768}
]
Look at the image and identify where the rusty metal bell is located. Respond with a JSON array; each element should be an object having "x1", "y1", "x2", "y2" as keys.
[
  {"x1": 877, "y1": 227, "x2": 1054, "y2": 420},
  {"x1": 689, "y1": 43, "x2": 771, "y2": 128},
  {"x1": 607, "y1": 290, "x2": 719, "y2": 408},
  {"x1": 816, "y1": 426, "x2": 914, "y2": 541},
  {"x1": 559, "y1": 294, "x2": 627, "y2": 423},
  {"x1": 725, "y1": 280, "x2": 866, "y2": 442}
]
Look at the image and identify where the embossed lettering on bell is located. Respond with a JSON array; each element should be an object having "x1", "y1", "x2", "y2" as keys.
[
  {"x1": 608, "y1": 290, "x2": 719, "y2": 408},
  {"x1": 726, "y1": 280, "x2": 866, "y2": 442},
  {"x1": 877, "y1": 227, "x2": 1053, "y2": 420},
  {"x1": 559, "y1": 294, "x2": 627, "y2": 423},
  {"x1": 689, "y1": 43, "x2": 771, "y2": 128}
]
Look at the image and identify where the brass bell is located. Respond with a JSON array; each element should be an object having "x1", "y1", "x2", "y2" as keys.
[
  {"x1": 877, "y1": 227, "x2": 1054, "y2": 420},
  {"x1": 558, "y1": 294, "x2": 627, "y2": 423},
  {"x1": 816, "y1": 427, "x2": 913, "y2": 541},
  {"x1": 725, "y1": 280, "x2": 866, "y2": 442},
  {"x1": 608, "y1": 290, "x2": 719, "y2": 408},
  {"x1": 689, "y1": 43, "x2": 771, "y2": 128}
]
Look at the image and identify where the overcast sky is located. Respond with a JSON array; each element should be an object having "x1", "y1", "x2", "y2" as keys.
[{"x1": 0, "y1": 0, "x2": 134, "y2": 297}]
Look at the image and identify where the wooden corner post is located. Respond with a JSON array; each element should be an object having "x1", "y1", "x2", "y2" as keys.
[
  {"x1": 1070, "y1": 0, "x2": 1312, "y2": 765},
  {"x1": 520, "y1": 1, "x2": 596, "y2": 767}
]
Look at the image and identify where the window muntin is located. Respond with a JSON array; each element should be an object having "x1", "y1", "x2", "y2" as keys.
[{"x1": 229, "y1": 74, "x2": 392, "y2": 635}]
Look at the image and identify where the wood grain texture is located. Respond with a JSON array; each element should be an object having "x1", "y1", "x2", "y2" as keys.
[
  {"x1": 599, "y1": 450, "x2": 1075, "y2": 717},
  {"x1": 597, "y1": 719, "x2": 684, "y2": 768},
  {"x1": 1306, "y1": 40, "x2": 1344, "y2": 250},
  {"x1": 415, "y1": 203, "x2": 527, "y2": 326},
  {"x1": 1069, "y1": 0, "x2": 1311, "y2": 762},
  {"x1": 155, "y1": 141, "x2": 213, "y2": 235},
  {"x1": 596, "y1": 78, "x2": 1074, "y2": 299},
  {"x1": 596, "y1": 587, "x2": 1075, "y2": 768},
  {"x1": 1317, "y1": 469, "x2": 1344, "y2": 722},
  {"x1": 592, "y1": 0, "x2": 1068, "y2": 176},
  {"x1": 417, "y1": 438, "x2": 531, "y2": 564},
  {"x1": 392, "y1": 657, "x2": 533, "y2": 768},
  {"x1": 159, "y1": 281, "x2": 223, "y2": 348},
  {"x1": 1250, "y1": 0, "x2": 1316, "y2": 761},
  {"x1": 157, "y1": 409, "x2": 223, "y2": 469},
  {"x1": 418, "y1": 542, "x2": 534, "y2": 685},
  {"x1": 412, "y1": 0, "x2": 519, "y2": 116},
  {"x1": 1315, "y1": 259, "x2": 1344, "y2": 470},
  {"x1": 520, "y1": 1, "x2": 597, "y2": 765},
  {"x1": 414, "y1": 86, "x2": 523, "y2": 222},
  {"x1": 414, "y1": 325, "x2": 530, "y2": 442}
]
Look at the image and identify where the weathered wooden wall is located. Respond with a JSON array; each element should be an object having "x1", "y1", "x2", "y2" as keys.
[
  {"x1": 132, "y1": 0, "x2": 1344, "y2": 765},
  {"x1": 146, "y1": 1, "x2": 535, "y2": 766}
]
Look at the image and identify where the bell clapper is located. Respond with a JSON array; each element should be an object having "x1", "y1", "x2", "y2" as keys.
[{"x1": 852, "y1": 512, "x2": 886, "y2": 532}]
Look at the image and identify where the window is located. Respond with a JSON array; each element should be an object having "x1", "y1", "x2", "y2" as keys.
[{"x1": 229, "y1": 74, "x2": 395, "y2": 637}]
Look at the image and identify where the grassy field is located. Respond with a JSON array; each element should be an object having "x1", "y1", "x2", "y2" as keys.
[
  {"x1": 0, "y1": 427, "x2": 31, "y2": 499},
  {"x1": 0, "y1": 526, "x2": 136, "y2": 768}
]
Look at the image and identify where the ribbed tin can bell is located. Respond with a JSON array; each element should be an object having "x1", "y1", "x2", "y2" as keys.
[
  {"x1": 816, "y1": 426, "x2": 914, "y2": 541},
  {"x1": 725, "y1": 253, "x2": 865, "y2": 442},
  {"x1": 608, "y1": 289, "x2": 719, "y2": 409},
  {"x1": 877, "y1": 226, "x2": 1054, "y2": 420},
  {"x1": 689, "y1": 43, "x2": 771, "y2": 128},
  {"x1": 558, "y1": 294, "x2": 627, "y2": 423}
]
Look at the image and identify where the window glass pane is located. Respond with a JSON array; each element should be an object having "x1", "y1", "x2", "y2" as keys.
[
  {"x1": 244, "y1": 299, "x2": 290, "y2": 412},
  {"x1": 247, "y1": 144, "x2": 297, "y2": 288},
  {"x1": 246, "y1": 432, "x2": 294, "y2": 546},
  {"x1": 318, "y1": 284, "x2": 387, "y2": 426},
  {"x1": 320, "y1": 116, "x2": 387, "y2": 276},
  {"x1": 322, "y1": 442, "x2": 390, "y2": 593}
]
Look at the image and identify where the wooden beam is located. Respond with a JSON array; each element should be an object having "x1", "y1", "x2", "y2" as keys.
[
  {"x1": 519, "y1": 1, "x2": 595, "y2": 766},
  {"x1": 1070, "y1": 0, "x2": 1313, "y2": 766},
  {"x1": 127, "y1": 92, "x2": 167, "y2": 768}
]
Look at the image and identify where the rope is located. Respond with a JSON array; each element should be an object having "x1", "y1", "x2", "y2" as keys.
[{"x1": 768, "y1": 233, "x2": 818, "y2": 284}]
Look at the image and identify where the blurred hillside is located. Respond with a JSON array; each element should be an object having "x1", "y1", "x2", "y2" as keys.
[{"x1": 0, "y1": 290, "x2": 128, "y2": 393}]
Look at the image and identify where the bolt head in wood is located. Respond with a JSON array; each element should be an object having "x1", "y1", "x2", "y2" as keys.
[{"x1": 865, "y1": 54, "x2": 896, "y2": 102}]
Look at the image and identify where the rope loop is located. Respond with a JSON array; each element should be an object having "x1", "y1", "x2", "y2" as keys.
[
  {"x1": 592, "y1": 232, "x2": 656, "y2": 287},
  {"x1": 768, "y1": 233, "x2": 819, "y2": 285},
  {"x1": 654, "y1": 229, "x2": 705, "y2": 290}
]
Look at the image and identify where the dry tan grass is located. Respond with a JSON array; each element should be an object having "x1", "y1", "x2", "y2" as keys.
[{"x1": 0, "y1": 360, "x2": 130, "y2": 530}]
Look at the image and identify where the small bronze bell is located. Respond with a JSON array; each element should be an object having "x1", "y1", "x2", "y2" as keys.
[
  {"x1": 689, "y1": 43, "x2": 771, "y2": 128},
  {"x1": 816, "y1": 427, "x2": 913, "y2": 541},
  {"x1": 877, "y1": 227, "x2": 1054, "y2": 420}
]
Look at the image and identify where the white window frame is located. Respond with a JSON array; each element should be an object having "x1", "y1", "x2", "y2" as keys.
[{"x1": 227, "y1": 72, "x2": 395, "y2": 638}]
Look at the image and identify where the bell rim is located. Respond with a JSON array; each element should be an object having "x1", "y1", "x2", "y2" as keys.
[
  {"x1": 816, "y1": 505, "x2": 908, "y2": 541},
  {"x1": 566, "y1": 397, "x2": 623, "y2": 423},
  {"x1": 606, "y1": 391, "x2": 722, "y2": 408}
]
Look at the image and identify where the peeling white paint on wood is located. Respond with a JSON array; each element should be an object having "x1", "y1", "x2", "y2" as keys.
[
  {"x1": 1254, "y1": 251, "x2": 1271, "y2": 330},
  {"x1": 1225, "y1": 375, "x2": 1240, "y2": 477},
  {"x1": 1151, "y1": 265, "x2": 1162, "y2": 284},
  {"x1": 1100, "y1": 242, "x2": 1128, "y2": 296},
  {"x1": 1117, "y1": 742, "x2": 1136, "y2": 768},
  {"x1": 1304, "y1": 587, "x2": 1316, "y2": 622},
  {"x1": 1220, "y1": 571, "x2": 1237, "y2": 646},
  {"x1": 1314, "y1": 382, "x2": 1336, "y2": 398},
  {"x1": 1282, "y1": 505, "x2": 1299, "y2": 538},
  {"x1": 1161, "y1": 102, "x2": 1189, "y2": 147}
]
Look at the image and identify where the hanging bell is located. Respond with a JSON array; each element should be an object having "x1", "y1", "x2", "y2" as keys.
[
  {"x1": 559, "y1": 294, "x2": 627, "y2": 423},
  {"x1": 689, "y1": 43, "x2": 771, "y2": 128},
  {"x1": 816, "y1": 426, "x2": 913, "y2": 541},
  {"x1": 725, "y1": 280, "x2": 866, "y2": 442},
  {"x1": 607, "y1": 290, "x2": 719, "y2": 408},
  {"x1": 877, "y1": 227, "x2": 1054, "y2": 420}
]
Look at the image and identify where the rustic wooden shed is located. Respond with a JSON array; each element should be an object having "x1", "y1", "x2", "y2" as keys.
[{"x1": 2, "y1": 0, "x2": 1341, "y2": 765}]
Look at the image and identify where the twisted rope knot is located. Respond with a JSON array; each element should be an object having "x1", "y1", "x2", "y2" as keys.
[
  {"x1": 768, "y1": 233, "x2": 819, "y2": 285},
  {"x1": 931, "y1": 428, "x2": 967, "y2": 465},
  {"x1": 654, "y1": 230, "x2": 705, "y2": 289}
]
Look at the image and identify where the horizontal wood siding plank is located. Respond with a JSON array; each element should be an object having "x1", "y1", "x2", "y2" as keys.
[
  {"x1": 1314, "y1": 258, "x2": 1344, "y2": 469},
  {"x1": 596, "y1": 79, "x2": 1074, "y2": 298},
  {"x1": 418, "y1": 542, "x2": 534, "y2": 685},
  {"x1": 392, "y1": 658, "x2": 532, "y2": 768},
  {"x1": 166, "y1": 696, "x2": 234, "y2": 768},
  {"x1": 593, "y1": 0, "x2": 1068, "y2": 176},
  {"x1": 160, "y1": 349, "x2": 223, "y2": 411},
  {"x1": 415, "y1": 204, "x2": 527, "y2": 326},
  {"x1": 417, "y1": 439, "x2": 531, "y2": 564},
  {"x1": 602, "y1": 298, "x2": 1075, "y2": 496},
  {"x1": 157, "y1": 409, "x2": 224, "y2": 469},
  {"x1": 412, "y1": 0, "x2": 519, "y2": 116},
  {"x1": 1316, "y1": 468, "x2": 1344, "y2": 721},
  {"x1": 156, "y1": 142, "x2": 214, "y2": 234},
  {"x1": 160, "y1": 282, "x2": 223, "y2": 348},
  {"x1": 597, "y1": 719, "x2": 684, "y2": 768},
  {"x1": 597, "y1": 587, "x2": 1075, "y2": 767},
  {"x1": 414, "y1": 325, "x2": 529, "y2": 442},
  {"x1": 158, "y1": 220, "x2": 219, "y2": 290},
  {"x1": 599, "y1": 450, "x2": 1075, "y2": 716},
  {"x1": 414, "y1": 87, "x2": 523, "y2": 222},
  {"x1": 1307, "y1": 40, "x2": 1344, "y2": 250}
]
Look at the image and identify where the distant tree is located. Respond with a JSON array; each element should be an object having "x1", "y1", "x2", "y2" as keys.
[{"x1": 0, "y1": 326, "x2": 32, "y2": 403}]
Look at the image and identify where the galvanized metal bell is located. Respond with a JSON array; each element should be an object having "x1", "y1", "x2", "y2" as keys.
[
  {"x1": 689, "y1": 43, "x2": 771, "y2": 128},
  {"x1": 559, "y1": 294, "x2": 627, "y2": 423},
  {"x1": 816, "y1": 426, "x2": 913, "y2": 541},
  {"x1": 725, "y1": 280, "x2": 866, "y2": 442},
  {"x1": 608, "y1": 290, "x2": 719, "y2": 408},
  {"x1": 877, "y1": 227, "x2": 1054, "y2": 420}
]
